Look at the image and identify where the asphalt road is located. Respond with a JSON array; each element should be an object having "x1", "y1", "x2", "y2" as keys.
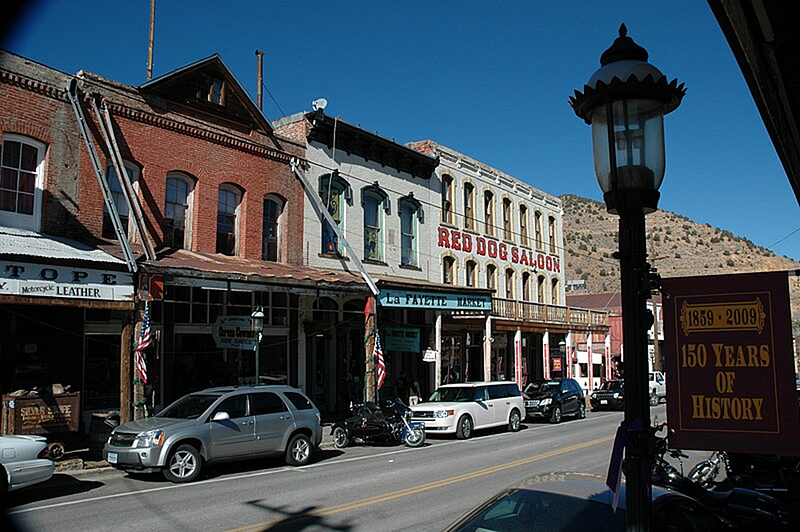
[{"x1": 5, "y1": 405, "x2": 670, "y2": 531}]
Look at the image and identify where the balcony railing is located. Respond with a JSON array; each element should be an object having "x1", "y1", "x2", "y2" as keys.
[{"x1": 492, "y1": 297, "x2": 608, "y2": 328}]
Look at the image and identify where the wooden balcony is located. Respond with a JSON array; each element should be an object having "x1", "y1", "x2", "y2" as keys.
[{"x1": 491, "y1": 297, "x2": 609, "y2": 331}]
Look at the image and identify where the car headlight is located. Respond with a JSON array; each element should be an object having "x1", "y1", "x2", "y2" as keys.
[
  {"x1": 539, "y1": 398, "x2": 552, "y2": 406},
  {"x1": 613, "y1": 393, "x2": 620, "y2": 399},
  {"x1": 434, "y1": 410, "x2": 454, "y2": 418},
  {"x1": 133, "y1": 429, "x2": 165, "y2": 448},
  {"x1": 591, "y1": 393, "x2": 596, "y2": 399}
]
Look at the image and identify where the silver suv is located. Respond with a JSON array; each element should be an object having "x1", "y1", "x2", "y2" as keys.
[{"x1": 103, "y1": 385, "x2": 322, "y2": 483}]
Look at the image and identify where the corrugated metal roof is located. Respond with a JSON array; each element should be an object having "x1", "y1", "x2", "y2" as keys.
[{"x1": 0, "y1": 227, "x2": 126, "y2": 264}]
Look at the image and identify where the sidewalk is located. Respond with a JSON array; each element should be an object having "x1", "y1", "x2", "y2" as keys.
[{"x1": 55, "y1": 423, "x2": 337, "y2": 474}]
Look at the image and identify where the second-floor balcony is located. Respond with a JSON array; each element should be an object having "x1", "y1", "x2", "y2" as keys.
[{"x1": 491, "y1": 297, "x2": 608, "y2": 330}]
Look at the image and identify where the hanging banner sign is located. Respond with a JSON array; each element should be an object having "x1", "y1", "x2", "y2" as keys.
[
  {"x1": 422, "y1": 349, "x2": 438, "y2": 363},
  {"x1": 384, "y1": 327, "x2": 420, "y2": 352},
  {"x1": 662, "y1": 271, "x2": 800, "y2": 455}
]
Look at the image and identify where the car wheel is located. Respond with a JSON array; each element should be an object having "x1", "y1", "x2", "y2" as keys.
[
  {"x1": 508, "y1": 409, "x2": 521, "y2": 432},
  {"x1": 332, "y1": 426, "x2": 349, "y2": 449},
  {"x1": 163, "y1": 444, "x2": 202, "y2": 483},
  {"x1": 286, "y1": 433, "x2": 313, "y2": 466},
  {"x1": 649, "y1": 392, "x2": 659, "y2": 406},
  {"x1": 578, "y1": 402, "x2": 586, "y2": 419},
  {"x1": 550, "y1": 405, "x2": 562, "y2": 424},
  {"x1": 455, "y1": 415, "x2": 473, "y2": 439}
]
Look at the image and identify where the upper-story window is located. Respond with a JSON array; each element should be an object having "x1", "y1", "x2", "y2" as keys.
[
  {"x1": 399, "y1": 195, "x2": 422, "y2": 267},
  {"x1": 551, "y1": 278, "x2": 560, "y2": 305},
  {"x1": 502, "y1": 198, "x2": 513, "y2": 242},
  {"x1": 463, "y1": 182, "x2": 475, "y2": 231},
  {"x1": 441, "y1": 174, "x2": 454, "y2": 225},
  {"x1": 522, "y1": 271, "x2": 531, "y2": 301},
  {"x1": 263, "y1": 194, "x2": 285, "y2": 262},
  {"x1": 164, "y1": 173, "x2": 194, "y2": 249},
  {"x1": 505, "y1": 268, "x2": 515, "y2": 299},
  {"x1": 102, "y1": 160, "x2": 139, "y2": 240},
  {"x1": 519, "y1": 204, "x2": 529, "y2": 248},
  {"x1": 216, "y1": 184, "x2": 241, "y2": 256},
  {"x1": 362, "y1": 184, "x2": 388, "y2": 261},
  {"x1": 0, "y1": 134, "x2": 45, "y2": 231},
  {"x1": 484, "y1": 190, "x2": 495, "y2": 236},
  {"x1": 548, "y1": 215, "x2": 557, "y2": 254},
  {"x1": 534, "y1": 211, "x2": 543, "y2": 251},
  {"x1": 199, "y1": 75, "x2": 225, "y2": 105},
  {"x1": 443, "y1": 256, "x2": 456, "y2": 285},
  {"x1": 537, "y1": 274, "x2": 546, "y2": 303},
  {"x1": 486, "y1": 263, "x2": 497, "y2": 292},
  {"x1": 466, "y1": 260, "x2": 477, "y2": 287},
  {"x1": 320, "y1": 172, "x2": 350, "y2": 255}
]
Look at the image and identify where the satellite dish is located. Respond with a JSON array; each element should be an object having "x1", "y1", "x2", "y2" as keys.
[{"x1": 312, "y1": 98, "x2": 328, "y2": 111}]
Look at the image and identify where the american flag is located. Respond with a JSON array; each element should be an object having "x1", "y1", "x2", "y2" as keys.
[
  {"x1": 135, "y1": 301, "x2": 151, "y2": 384},
  {"x1": 374, "y1": 331, "x2": 386, "y2": 390}
]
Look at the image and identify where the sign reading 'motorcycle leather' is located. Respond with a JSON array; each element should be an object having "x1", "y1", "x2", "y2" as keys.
[{"x1": 662, "y1": 271, "x2": 800, "y2": 455}]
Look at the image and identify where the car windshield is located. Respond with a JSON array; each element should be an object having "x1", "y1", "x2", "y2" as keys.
[
  {"x1": 599, "y1": 381, "x2": 623, "y2": 391},
  {"x1": 524, "y1": 381, "x2": 560, "y2": 394},
  {"x1": 157, "y1": 393, "x2": 222, "y2": 419},
  {"x1": 429, "y1": 386, "x2": 475, "y2": 402}
]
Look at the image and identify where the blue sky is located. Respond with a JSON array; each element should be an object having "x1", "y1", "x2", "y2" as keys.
[{"x1": 5, "y1": 1, "x2": 799, "y2": 261}]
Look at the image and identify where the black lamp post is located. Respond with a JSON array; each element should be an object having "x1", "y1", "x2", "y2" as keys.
[
  {"x1": 251, "y1": 307, "x2": 265, "y2": 385},
  {"x1": 570, "y1": 24, "x2": 685, "y2": 531}
]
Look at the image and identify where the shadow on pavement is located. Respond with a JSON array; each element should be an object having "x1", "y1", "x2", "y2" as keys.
[
  {"x1": 245, "y1": 500, "x2": 353, "y2": 531},
  {"x1": 2, "y1": 474, "x2": 104, "y2": 508}
]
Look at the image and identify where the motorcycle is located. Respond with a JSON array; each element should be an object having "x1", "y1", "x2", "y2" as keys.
[
  {"x1": 331, "y1": 398, "x2": 426, "y2": 449},
  {"x1": 650, "y1": 423, "x2": 791, "y2": 529}
]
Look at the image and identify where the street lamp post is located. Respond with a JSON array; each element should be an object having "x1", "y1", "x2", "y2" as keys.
[
  {"x1": 251, "y1": 307, "x2": 265, "y2": 385},
  {"x1": 570, "y1": 24, "x2": 685, "y2": 531}
]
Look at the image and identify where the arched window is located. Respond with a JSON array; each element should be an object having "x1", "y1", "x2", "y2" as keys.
[
  {"x1": 534, "y1": 211, "x2": 543, "y2": 251},
  {"x1": 537, "y1": 274, "x2": 546, "y2": 303},
  {"x1": 399, "y1": 194, "x2": 422, "y2": 267},
  {"x1": 362, "y1": 184, "x2": 388, "y2": 261},
  {"x1": 505, "y1": 268, "x2": 515, "y2": 299},
  {"x1": 217, "y1": 184, "x2": 241, "y2": 256},
  {"x1": 320, "y1": 172, "x2": 350, "y2": 255},
  {"x1": 102, "y1": 160, "x2": 140, "y2": 240},
  {"x1": 486, "y1": 263, "x2": 497, "y2": 292},
  {"x1": 164, "y1": 172, "x2": 194, "y2": 249},
  {"x1": 551, "y1": 278, "x2": 560, "y2": 305},
  {"x1": 0, "y1": 134, "x2": 46, "y2": 231},
  {"x1": 463, "y1": 182, "x2": 475, "y2": 230},
  {"x1": 522, "y1": 271, "x2": 532, "y2": 301},
  {"x1": 549, "y1": 215, "x2": 558, "y2": 254},
  {"x1": 443, "y1": 256, "x2": 456, "y2": 285},
  {"x1": 519, "y1": 204, "x2": 529, "y2": 248},
  {"x1": 484, "y1": 190, "x2": 495, "y2": 236},
  {"x1": 466, "y1": 260, "x2": 477, "y2": 287},
  {"x1": 502, "y1": 197, "x2": 513, "y2": 242},
  {"x1": 441, "y1": 174, "x2": 454, "y2": 225},
  {"x1": 263, "y1": 194, "x2": 285, "y2": 262}
]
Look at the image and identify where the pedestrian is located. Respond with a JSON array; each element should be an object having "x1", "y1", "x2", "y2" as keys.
[{"x1": 408, "y1": 375, "x2": 421, "y2": 406}]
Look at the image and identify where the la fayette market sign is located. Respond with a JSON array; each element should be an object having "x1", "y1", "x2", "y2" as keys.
[
  {"x1": 662, "y1": 271, "x2": 800, "y2": 455},
  {"x1": 378, "y1": 289, "x2": 491, "y2": 311}
]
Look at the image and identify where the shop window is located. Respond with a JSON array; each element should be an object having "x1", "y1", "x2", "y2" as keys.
[
  {"x1": 537, "y1": 274, "x2": 546, "y2": 303},
  {"x1": 519, "y1": 204, "x2": 529, "y2": 247},
  {"x1": 484, "y1": 190, "x2": 495, "y2": 236},
  {"x1": 486, "y1": 264, "x2": 497, "y2": 291},
  {"x1": 534, "y1": 210, "x2": 543, "y2": 251},
  {"x1": 164, "y1": 173, "x2": 194, "y2": 249},
  {"x1": 102, "y1": 160, "x2": 139, "y2": 240},
  {"x1": 466, "y1": 260, "x2": 477, "y2": 287},
  {"x1": 362, "y1": 184, "x2": 388, "y2": 261},
  {"x1": 522, "y1": 271, "x2": 531, "y2": 301},
  {"x1": 399, "y1": 195, "x2": 422, "y2": 267},
  {"x1": 505, "y1": 268, "x2": 515, "y2": 299},
  {"x1": 502, "y1": 197, "x2": 513, "y2": 242},
  {"x1": 463, "y1": 182, "x2": 475, "y2": 230},
  {"x1": 320, "y1": 172, "x2": 349, "y2": 255},
  {"x1": 216, "y1": 184, "x2": 241, "y2": 256},
  {"x1": 549, "y1": 215, "x2": 557, "y2": 254},
  {"x1": 263, "y1": 194, "x2": 285, "y2": 262},
  {"x1": 441, "y1": 174, "x2": 454, "y2": 225},
  {"x1": 443, "y1": 256, "x2": 456, "y2": 285},
  {"x1": 551, "y1": 278, "x2": 560, "y2": 305},
  {"x1": 0, "y1": 134, "x2": 45, "y2": 231}
]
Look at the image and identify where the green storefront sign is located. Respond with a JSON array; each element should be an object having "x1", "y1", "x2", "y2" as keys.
[
  {"x1": 384, "y1": 327, "x2": 420, "y2": 352},
  {"x1": 379, "y1": 289, "x2": 491, "y2": 311}
]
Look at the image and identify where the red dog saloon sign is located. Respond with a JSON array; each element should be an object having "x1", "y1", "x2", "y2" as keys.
[{"x1": 662, "y1": 271, "x2": 800, "y2": 455}]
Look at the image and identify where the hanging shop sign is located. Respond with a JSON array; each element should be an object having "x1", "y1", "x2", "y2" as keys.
[
  {"x1": 379, "y1": 289, "x2": 492, "y2": 311},
  {"x1": 437, "y1": 226, "x2": 561, "y2": 273},
  {"x1": 212, "y1": 316, "x2": 258, "y2": 350},
  {"x1": 0, "y1": 261, "x2": 133, "y2": 301},
  {"x1": 422, "y1": 349, "x2": 438, "y2": 363},
  {"x1": 384, "y1": 327, "x2": 420, "y2": 352},
  {"x1": 662, "y1": 271, "x2": 800, "y2": 455}
]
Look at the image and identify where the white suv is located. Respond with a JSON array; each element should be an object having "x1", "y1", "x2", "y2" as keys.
[{"x1": 410, "y1": 382, "x2": 525, "y2": 439}]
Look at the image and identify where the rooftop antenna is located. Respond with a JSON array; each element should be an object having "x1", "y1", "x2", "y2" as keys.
[
  {"x1": 147, "y1": 0, "x2": 156, "y2": 80},
  {"x1": 256, "y1": 50, "x2": 266, "y2": 110}
]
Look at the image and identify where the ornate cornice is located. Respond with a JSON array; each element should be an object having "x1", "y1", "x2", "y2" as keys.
[{"x1": 0, "y1": 70, "x2": 65, "y2": 101}]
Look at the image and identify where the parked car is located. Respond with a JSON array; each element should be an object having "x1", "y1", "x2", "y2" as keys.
[
  {"x1": 443, "y1": 472, "x2": 734, "y2": 531},
  {"x1": 649, "y1": 371, "x2": 667, "y2": 405},
  {"x1": 523, "y1": 378, "x2": 585, "y2": 423},
  {"x1": 590, "y1": 380, "x2": 625, "y2": 411},
  {"x1": 0, "y1": 435, "x2": 55, "y2": 493},
  {"x1": 410, "y1": 382, "x2": 524, "y2": 439},
  {"x1": 103, "y1": 385, "x2": 322, "y2": 483}
]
